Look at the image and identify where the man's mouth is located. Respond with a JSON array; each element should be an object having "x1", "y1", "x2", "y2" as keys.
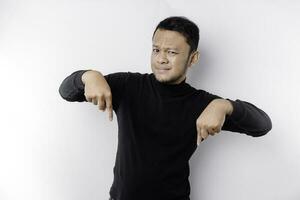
[{"x1": 156, "y1": 68, "x2": 170, "y2": 73}]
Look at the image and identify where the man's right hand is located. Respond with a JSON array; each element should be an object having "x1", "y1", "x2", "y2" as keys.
[{"x1": 81, "y1": 70, "x2": 113, "y2": 121}]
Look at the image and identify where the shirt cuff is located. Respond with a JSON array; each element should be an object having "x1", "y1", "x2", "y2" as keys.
[
  {"x1": 225, "y1": 98, "x2": 247, "y2": 123},
  {"x1": 74, "y1": 70, "x2": 92, "y2": 91}
]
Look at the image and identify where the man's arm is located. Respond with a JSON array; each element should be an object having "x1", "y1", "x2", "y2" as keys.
[
  {"x1": 219, "y1": 98, "x2": 273, "y2": 137},
  {"x1": 197, "y1": 96, "x2": 272, "y2": 144},
  {"x1": 58, "y1": 69, "x2": 131, "y2": 112},
  {"x1": 199, "y1": 90, "x2": 272, "y2": 138},
  {"x1": 59, "y1": 69, "x2": 93, "y2": 102}
]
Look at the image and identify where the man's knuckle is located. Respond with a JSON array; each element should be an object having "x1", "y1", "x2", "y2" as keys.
[
  {"x1": 212, "y1": 124, "x2": 218, "y2": 128},
  {"x1": 197, "y1": 121, "x2": 203, "y2": 127},
  {"x1": 85, "y1": 94, "x2": 92, "y2": 99},
  {"x1": 105, "y1": 91, "x2": 112, "y2": 96},
  {"x1": 94, "y1": 93, "x2": 102, "y2": 98}
]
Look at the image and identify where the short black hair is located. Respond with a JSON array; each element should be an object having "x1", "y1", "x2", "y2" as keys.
[{"x1": 152, "y1": 16, "x2": 199, "y2": 56}]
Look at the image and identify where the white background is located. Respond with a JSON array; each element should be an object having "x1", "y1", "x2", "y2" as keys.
[{"x1": 0, "y1": 0, "x2": 299, "y2": 200}]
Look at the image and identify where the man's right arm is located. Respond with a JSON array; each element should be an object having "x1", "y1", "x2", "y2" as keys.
[{"x1": 58, "y1": 69, "x2": 131, "y2": 112}]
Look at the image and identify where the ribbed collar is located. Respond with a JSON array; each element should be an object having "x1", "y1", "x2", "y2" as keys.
[{"x1": 150, "y1": 73, "x2": 195, "y2": 97}]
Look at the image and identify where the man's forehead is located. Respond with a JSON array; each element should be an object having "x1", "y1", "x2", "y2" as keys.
[{"x1": 152, "y1": 30, "x2": 187, "y2": 49}]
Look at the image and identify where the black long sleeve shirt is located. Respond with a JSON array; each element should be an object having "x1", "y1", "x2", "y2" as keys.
[{"x1": 59, "y1": 70, "x2": 272, "y2": 200}]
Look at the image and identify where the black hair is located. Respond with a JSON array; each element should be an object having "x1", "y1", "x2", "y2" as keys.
[{"x1": 152, "y1": 16, "x2": 199, "y2": 56}]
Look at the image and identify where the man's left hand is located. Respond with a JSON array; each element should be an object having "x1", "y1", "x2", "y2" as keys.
[{"x1": 196, "y1": 99, "x2": 233, "y2": 145}]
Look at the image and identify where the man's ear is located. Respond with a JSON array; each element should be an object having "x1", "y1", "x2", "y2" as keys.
[{"x1": 188, "y1": 50, "x2": 200, "y2": 67}]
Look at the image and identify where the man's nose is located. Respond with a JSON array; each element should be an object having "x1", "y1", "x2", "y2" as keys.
[{"x1": 157, "y1": 52, "x2": 168, "y2": 64}]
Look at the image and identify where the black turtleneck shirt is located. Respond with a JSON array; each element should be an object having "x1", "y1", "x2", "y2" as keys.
[{"x1": 59, "y1": 70, "x2": 272, "y2": 200}]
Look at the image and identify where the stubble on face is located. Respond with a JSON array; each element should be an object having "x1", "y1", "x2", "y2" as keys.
[{"x1": 154, "y1": 60, "x2": 189, "y2": 84}]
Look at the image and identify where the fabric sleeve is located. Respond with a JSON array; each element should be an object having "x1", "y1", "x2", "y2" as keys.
[
  {"x1": 58, "y1": 69, "x2": 130, "y2": 111},
  {"x1": 58, "y1": 69, "x2": 93, "y2": 102},
  {"x1": 222, "y1": 99, "x2": 272, "y2": 137},
  {"x1": 201, "y1": 91, "x2": 272, "y2": 137}
]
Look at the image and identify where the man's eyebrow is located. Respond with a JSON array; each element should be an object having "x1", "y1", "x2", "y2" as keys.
[{"x1": 152, "y1": 45, "x2": 179, "y2": 50}]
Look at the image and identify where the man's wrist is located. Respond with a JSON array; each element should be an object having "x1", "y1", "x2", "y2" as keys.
[
  {"x1": 81, "y1": 70, "x2": 100, "y2": 84},
  {"x1": 225, "y1": 99, "x2": 234, "y2": 116},
  {"x1": 211, "y1": 98, "x2": 233, "y2": 116}
]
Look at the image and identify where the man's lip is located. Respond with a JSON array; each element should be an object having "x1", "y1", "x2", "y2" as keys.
[{"x1": 157, "y1": 68, "x2": 170, "y2": 70}]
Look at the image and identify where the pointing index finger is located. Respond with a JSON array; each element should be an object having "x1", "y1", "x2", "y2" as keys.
[
  {"x1": 105, "y1": 96, "x2": 113, "y2": 121},
  {"x1": 108, "y1": 107, "x2": 113, "y2": 121}
]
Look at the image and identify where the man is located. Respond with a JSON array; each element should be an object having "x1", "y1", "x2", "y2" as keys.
[{"x1": 59, "y1": 16, "x2": 272, "y2": 200}]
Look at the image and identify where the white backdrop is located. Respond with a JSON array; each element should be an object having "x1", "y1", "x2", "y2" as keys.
[{"x1": 0, "y1": 0, "x2": 299, "y2": 200}]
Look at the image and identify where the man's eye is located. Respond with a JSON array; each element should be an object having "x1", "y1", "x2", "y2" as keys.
[{"x1": 168, "y1": 51, "x2": 177, "y2": 54}]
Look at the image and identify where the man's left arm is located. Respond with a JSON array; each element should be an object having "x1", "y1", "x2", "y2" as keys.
[{"x1": 218, "y1": 98, "x2": 272, "y2": 137}]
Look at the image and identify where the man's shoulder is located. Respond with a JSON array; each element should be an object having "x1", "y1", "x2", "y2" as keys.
[
  {"x1": 127, "y1": 71, "x2": 151, "y2": 77},
  {"x1": 105, "y1": 71, "x2": 150, "y2": 83},
  {"x1": 196, "y1": 88, "x2": 224, "y2": 102},
  {"x1": 126, "y1": 71, "x2": 152, "y2": 81}
]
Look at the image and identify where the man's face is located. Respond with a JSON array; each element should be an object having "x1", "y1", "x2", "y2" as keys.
[{"x1": 151, "y1": 28, "x2": 197, "y2": 84}]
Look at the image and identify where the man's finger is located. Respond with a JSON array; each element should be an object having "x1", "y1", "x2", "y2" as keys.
[
  {"x1": 105, "y1": 96, "x2": 113, "y2": 121},
  {"x1": 98, "y1": 97, "x2": 106, "y2": 111},
  {"x1": 86, "y1": 96, "x2": 92, "y2": 102},
  {"x1": 201, "y1": 128, "x2": 209, "y2": 140},
  {"x1": 108, "y1": 107, "x2": 113, "y2": 121},
  {"x1": 196, "y1": 125, "x2": 202, "y2": 145},
  {"x1": 92, "y1": 98, "x2": 98, "y2": 105},
  {"x1": 197, "y1": 134, "x2": 204, "y2": 146},
  {"x1": 197, "y1": 127, "x2": 205, "y2": 145},
  {"x1": 208, "y1": 127, "x2": 215, "y2": 136}
]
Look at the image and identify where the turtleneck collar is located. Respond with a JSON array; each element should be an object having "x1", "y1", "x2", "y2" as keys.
[{"x1": 150, "y1": 73, "x2": 195, "y2": 97}]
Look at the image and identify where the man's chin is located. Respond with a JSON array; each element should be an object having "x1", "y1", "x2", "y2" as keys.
[
  {"x1": 154, "y1": 73, "x2": 168, "y2": 82},
  {"x1": 154, "y1": 74, "x2": 176, "y2": 84}
]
